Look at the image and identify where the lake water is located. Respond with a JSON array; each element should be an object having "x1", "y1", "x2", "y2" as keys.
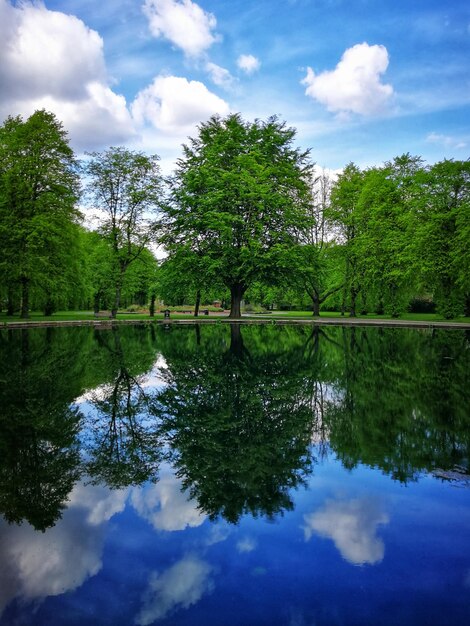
[{"x1": 0, "y1": 323, "x2": 469, "y2": 625}]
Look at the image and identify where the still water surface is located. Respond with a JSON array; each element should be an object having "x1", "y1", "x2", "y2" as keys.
[{"x1": 0, "y1": 323, "x2": 469, "y2": 625}]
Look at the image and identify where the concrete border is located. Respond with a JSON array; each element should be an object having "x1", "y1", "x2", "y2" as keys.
[{"x1": 1, "y1": 316, "x2": 469, "y2": 330}]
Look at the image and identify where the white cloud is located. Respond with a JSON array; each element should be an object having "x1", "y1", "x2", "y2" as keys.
[
  {"x1": 206, "y1": 62, "x2": 235, "y2": 88},
  {"x1": 302, "y1": 42, "x2": 394, "y2": 116},
  {"x1": 426, "y1": 132, "x2": 467, "y2": 149},
  {"x1": 0, "y1": 0, "x2": 136, "y2": 150},
  {"x1": 131, "y1": 467, "x2": 206, "y2": 531},
  {"x1": 136, "y1": 557, "x2": 214, "y2": 624},
  {"x1": 236, "y1": 537, "x2": 257, "y2": 553},
  {"x1": 237, "y1": 54, "x2": 261, "y2": 75},
  {"x1": 303, "y1": 497, "x2": 389, "y2": 565},
  {"x1": 143, "y1": 0, "x2": 219, "y2": 57},
  {"x1": 131, "y1": 74, "x2": 230, "y2": 134}
]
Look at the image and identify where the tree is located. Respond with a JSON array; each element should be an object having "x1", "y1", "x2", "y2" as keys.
[
  {"x1": 290, "y1": 169, "x2": 344, "y2": 315},
  {"x1": 329, "y1": 163, "x2": 364, "y2": 316},
  {"x1": 415, "y1": 159, "x2": 470, "y2": 318},
  {"x1": 163, "y1": 114, "x2": 313, "y2": 318},
  {"x1": 84, "y1": 147, "x2": 163, "y2": 318},
  {"x1": 0, "y1": 110, "x2": 80, "y2": 318},
  {"x1": 354, "y1": 160, "x2": 418, "y2": 317}
]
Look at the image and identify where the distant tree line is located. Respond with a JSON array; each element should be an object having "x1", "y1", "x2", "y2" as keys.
[{"x1": 0, "y1": 109, "x2": 469, "y2": 319}]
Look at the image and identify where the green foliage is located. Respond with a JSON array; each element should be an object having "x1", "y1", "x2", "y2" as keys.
[
  {"x1": 0, "y1": 110, "x2": 81, "y2": 317},
  {"x1": 83, "y1": 147, "x2": 163, "y2": 316},
  {"x1": 163, "y1": 113, "x2": 313, "y2": 317}
]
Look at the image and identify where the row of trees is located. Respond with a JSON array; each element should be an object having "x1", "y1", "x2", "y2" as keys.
[
  {"x1": 1, "y1": 110, "x2": 469, "y2": 319},
  {"x1": 0, "y1": 111, "x2": 162, "y2": 318}
]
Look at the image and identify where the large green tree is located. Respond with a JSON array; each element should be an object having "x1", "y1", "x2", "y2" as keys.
[
  {"x1": 84, "y1": 147, "x2": 163, "y2": 318},
  {"x1": 163, "y1": 114, "x2": 313, "y2": 317},
  {"x1": 0, "y1": 110, "x2": 80, "y2": 317}
]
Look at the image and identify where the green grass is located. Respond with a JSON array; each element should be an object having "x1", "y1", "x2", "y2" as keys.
[
  {"x1": 1, "y1": 309, "x2": 469, "y2": 325},
  {"x1": 249, "y1": 310, "x2": 470, "y2": 323},
  {"x1": 0, "y1": 310, "x2": 178, "y2": 322}
]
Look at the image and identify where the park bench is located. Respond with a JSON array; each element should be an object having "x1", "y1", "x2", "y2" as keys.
[{"x1": 94, "y1": 311, "x2": 113, "y2": 318}]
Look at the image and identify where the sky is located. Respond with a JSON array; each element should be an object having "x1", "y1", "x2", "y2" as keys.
[{"x1": 0, "y1": 0, "x2": 469, "y2": 173}]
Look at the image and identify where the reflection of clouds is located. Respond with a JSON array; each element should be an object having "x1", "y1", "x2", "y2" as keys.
[
  {"x1": 303, "y1": 497, "x2": 389, "y2": 565},
  {"x1": 205, "y1": 524, "x2": 231, "y2": 546},
  {"x1": 237, "y1": 537, "x2": 257, "y2": 553},
  {"x1": 69, "y1": 482, "x2": 128, "y2": 525},
  {"x1": 0, "y1": 482, "x2": 127, "y2": 617},
  {"x1": 135, "y1": 556, "x2": 214, "y2": 625},
  {"x1": 131, "y1": 468, "x2": 205, "y2": 531}
]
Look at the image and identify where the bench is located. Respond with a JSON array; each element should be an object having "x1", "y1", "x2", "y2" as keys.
[{"x1": 94, "y1": 311, "x2": 113, "y2": 318}]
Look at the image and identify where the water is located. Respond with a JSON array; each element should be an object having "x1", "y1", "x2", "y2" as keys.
[{"x1": 0, "y1": 323, "x2": 469, "y2": 625}]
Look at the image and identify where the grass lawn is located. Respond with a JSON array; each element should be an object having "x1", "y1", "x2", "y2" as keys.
[
  {"x1": 1, "y1": 309, "x2": 469, "y2": 325},
  {"x1": 247, "y1": 310, "x2": 470, "y2": 324},
  {"x1": 0, "y1": 310, "x2": 191, "y2": 322}
]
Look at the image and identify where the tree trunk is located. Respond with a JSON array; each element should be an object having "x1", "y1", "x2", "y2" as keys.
[
  {"x1": 349, "y1": 285, "x2": 357, "y2": 317},
  {"x1": 44, "y1": 298, "x2": 55, "y2": 316},
  {"x1": 465, "y1": 294, "x2": 470, "y2": 318},
  {"x1": 312, "y1": 295, "x2": 320, "y2": 316},
  {"x1": 229, "y1": 283, "x2": 246, "y2": 318},
  {"x1": 149, "y1": 294, "x2": 156, "y2": 317},
  {"x1": 111, "y1": 268, "x2": 126, "y2": 319},
  {"x1": 7, "y1": 287, "x2": 14, "y2": 316},
  {"x1": 20, "y1": 277, "x2": 29, "y2": 319},
  {"x1": 111, "y1": 284, "x2": 121, "y2": 319},
  {"x1": 194, "y1": 289, "x2": 201, "y2": 317},
  {"x1": 93, "y1": 292, "x2": 101, "y2": 315}
]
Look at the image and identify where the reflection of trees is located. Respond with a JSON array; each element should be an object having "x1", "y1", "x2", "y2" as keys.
[
  {"x1": 0, "y1": 329, "x2": 83, "y2": 531},
  {"x1": 83, "y1": 327, "x2": 162, "y2": 488},
  {"x1": 0, "y1": 325, "x2": 162, "y2": 529},
  {"x1": 1, "y1": 322, "x2": 468, "y2": 531},
  {"x1": 324, "y1": 327, "x2": 470, "y2": 482},
  {"x1": 153, "y1": 324, "x2": 319, "y2": 523}
]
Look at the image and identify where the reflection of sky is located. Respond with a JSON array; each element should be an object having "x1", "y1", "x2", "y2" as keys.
[
  {"x1": 136, "y1": 556, "x2": 214, "y2": 625},
  {"x1": 73, "y1": 355, "x2": 168, "y2": 405},
  {"x1": 0, "y1": 465, "x2": 203, "y2": 621},
  {"x1": 303, "y1": 496, "x2": 389, "y2": 565},
  {"x1": 1, "y1": 454, "x2": 470, "y2": 625},
  {"x1": 131, "y1": 465, "x2": 206, "y2": 532},
  {"x1": 0, "y1": 483, "x2": 127, "y2": 616}
]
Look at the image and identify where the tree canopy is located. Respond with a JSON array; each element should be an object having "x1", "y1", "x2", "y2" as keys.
[
  {"x1": 161, "y1": 113, "x2": 314, "y2": 317},
  {"x1": 83, "y1": 147, "x2": 163, "y2": 317},
  {"x1": 0, "y1": 110, "x2": 81, "y2": 317}
]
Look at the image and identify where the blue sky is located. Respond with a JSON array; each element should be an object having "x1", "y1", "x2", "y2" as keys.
[{"x1": 1, "y1": 0, "x2": 469, "y2": 172}]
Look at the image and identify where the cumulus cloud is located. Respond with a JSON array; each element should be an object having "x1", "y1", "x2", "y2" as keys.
[
  {"x1": 143, "y1": 0, "x2": 219, "y2": 57},
  {"x1": 303, "y1": 496, "x2": 389, "y2": 565},
  {"x1": 131, "y1": 468, "x2": 206, "y2": 531},
  {"x1": 0, "y1": 0, "x2": 136, "y2": 150},
  {"x1": 131, "y1": 75, "x2": 230, "y2": 134},
  {"x1": 205, "y1": 62, "x2": 235, "y2": 88},
  {"x1": 136, "y1": 557, "x2": 214, "y2": 624},
  {"x1": 302, "y1": 43, "x2": 394, "y2": 116},
  {"x1": 237, "y1": 54, "x2": 261, "y2": 74}
]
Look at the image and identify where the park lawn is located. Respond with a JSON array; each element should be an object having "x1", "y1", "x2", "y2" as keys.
[
  {"x1": 0, "y1": 310, "x2": 192, "y2": 322},
  {"x1": 1, "y1": 310, "x2": 469, "y2": 324},
  {"x1": 258, "y1": 310, "x2": 470, "y2": 323}
]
